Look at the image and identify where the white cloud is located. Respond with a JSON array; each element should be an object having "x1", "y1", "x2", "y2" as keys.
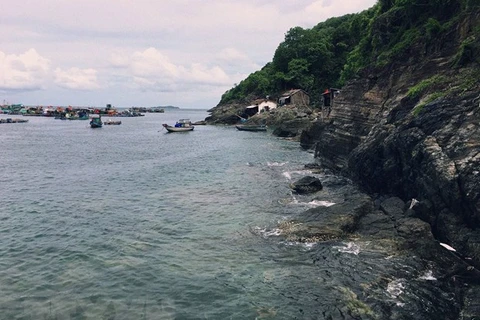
[
  {"x1": 110, "y1": 51, "x2": 130, "y2": 68},
  {"x1": 112, "y1": 47, "x2": 231, "y2": 92},
  {"x1": 130, "y1": 48, "x2": 180, "y2": 79},
  {"x1": 304, "y1": 0, "x2": 377, "y2": 23},
  {"x1": 0, "y1": 49, "x2": 50, "y2": 91},
  {"x1": 217, "y1": 48, "x2": 250, "y2": 63},
  {"x1": 188, "y1": 63, "x2": 230, "y2": 85},
  {"x1": 1, "y1": 0, "x2": 378, "y2": 107},
  {"x1": 54, "y1": 67, "x2": 100, "y2": 90}
]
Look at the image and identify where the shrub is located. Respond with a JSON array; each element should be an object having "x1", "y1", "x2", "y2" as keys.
[{"x1": 406, "y1": 75, "x2": 447, "y2": 98}]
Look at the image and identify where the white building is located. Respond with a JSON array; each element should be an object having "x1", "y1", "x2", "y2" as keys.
[{"x1": 246, "y1": 99, "x2": 278, "y2": 115}]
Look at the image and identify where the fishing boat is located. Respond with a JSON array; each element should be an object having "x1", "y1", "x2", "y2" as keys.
[
  {"x1": 162, "y1": 119, "x2": 194, "y2": 132},
  {"x1": 0, "y1": 118, "x2": 29, "y2": 124},
  {"x1": 89, "y1": 115, "x2": 103, "y2": 128},
  {"x1": 235, "y1": 124, "x2": 267, "y2": 132},
  {"x1": 103, "y1": 119, "x2": 122, "y2": 125}
]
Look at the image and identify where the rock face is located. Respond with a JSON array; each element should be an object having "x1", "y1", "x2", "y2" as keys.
[
  {"x1": 204, "y1": 9, "x2": 480, "y2": 317},
  {"x1": 272, "y1": 118, "x2": 312, "y2": 138},
  {"x1": 300, "y1": 11, "x2": 480, "y2": 270},
  {"x1": 289, "y1": 176, "x2": 323, "y2": 194},
  {"x1": 276, "y1": 180, "x2": 480, "y2": 317},
  {"x1": 206, "y1": 102, "x2": 318, "y2": 139},
  {"x1": 205, "y1": 103, "x2": 247, "y2": 124}
]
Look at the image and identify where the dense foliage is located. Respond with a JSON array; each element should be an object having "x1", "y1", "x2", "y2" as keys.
[
  {"x1": 219, "y1": 10, "x2": 376, "y2": 106},
  {"x1": 218, "y1": 0, "x2": 479, "y2": 107}
]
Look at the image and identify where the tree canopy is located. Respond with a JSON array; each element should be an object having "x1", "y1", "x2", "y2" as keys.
[{"x1": 218, "y1": 0, "x2": 479, "y2": 107}]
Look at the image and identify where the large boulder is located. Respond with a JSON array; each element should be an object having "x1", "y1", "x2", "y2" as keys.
[
  {"x1": 279, "y1": 191, "x2": 374, "y2": 242},
  {"x1": 272, "y1": 118, "x2": 312, "y2": 138},
  {"x1": 290, "y1": 176, "x2": 323, "y2": 194}
]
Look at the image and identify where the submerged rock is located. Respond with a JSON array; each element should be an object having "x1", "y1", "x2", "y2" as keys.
[
  {"x1": 289, "y1": 176, "x2": 323, "y2": 194},
  {"x1": 280, "y1": 191, "x2": 373, "y2": 242}
]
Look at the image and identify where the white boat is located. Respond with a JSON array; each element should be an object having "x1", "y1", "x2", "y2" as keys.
[{"x1": 162, "y1": 119, "x2": 194, "y2": 132}]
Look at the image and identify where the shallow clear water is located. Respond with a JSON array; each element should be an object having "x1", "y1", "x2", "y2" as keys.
[{"x1": 0, "y1": 110, "x2": 459, "y2": 319}]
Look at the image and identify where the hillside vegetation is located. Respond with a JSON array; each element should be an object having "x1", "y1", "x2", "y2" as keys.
[{"x1": 217, "y1": 0, "x2": 479, "y2": 108}]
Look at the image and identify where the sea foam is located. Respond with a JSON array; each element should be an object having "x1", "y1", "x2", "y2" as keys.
[{"x1": 334, "y1": 242, "x2": 361, "y2": 255}]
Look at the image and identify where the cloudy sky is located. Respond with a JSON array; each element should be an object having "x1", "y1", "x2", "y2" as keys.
[{"x1": 1, "y1": 0, "x2": 377, "y2": 109}]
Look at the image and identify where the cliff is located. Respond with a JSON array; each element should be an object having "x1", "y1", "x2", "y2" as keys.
[
  {"x1": 204, "y1": 5, "x2": 480, "y2": 266},
  {"x1": 301, "y1": 9, "x2": 480, "y2": 267}
]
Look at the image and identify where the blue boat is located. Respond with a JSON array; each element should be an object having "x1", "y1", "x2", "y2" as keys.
[{"x1": 90, "y1": 115, "x2": 102, "y2": 128}]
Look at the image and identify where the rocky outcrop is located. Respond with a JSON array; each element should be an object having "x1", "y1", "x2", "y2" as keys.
[
  {"x1": 300, "y1": 11, "x2": 480, "y2": 272},
  {"x1": 202, "y1": 8, "x2": 480, "y2": 318},
  {"x1": 206, "y1": 102, "x2": 318, "y2": 139},
  {"x1": 205, "y1": 103, "x2": 247, "y2": 124},
  {"x1": 280, "y1": 192, "x2": 438, "y2": 250},
  {"x1": 272, "y1": 118, "x2": 312, "y2": 138},
  {"x1": 289, "y1": 176, "x2": 323, "y2": 194}
]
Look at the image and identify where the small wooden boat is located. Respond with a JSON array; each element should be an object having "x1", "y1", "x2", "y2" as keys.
[
  {"x1": 90, "y1": 115, "x2": 102, "y2": 128},
  {"x1": 104, "y1": 119, "x2": 122, "y2": 125},
  {"x1": 235, "y1": 124, "x2": 267, "y2": 132},
  {"x1": 0, "y1": 118, "x2": 29, "y2": 124},
  {"x1": 162, "y1": 119, "x2": 194, "y2": 132}
]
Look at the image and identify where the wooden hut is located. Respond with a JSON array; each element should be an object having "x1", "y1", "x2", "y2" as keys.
[{"x1": 278, "y1": 89, "x2": 310, "y2": 107}]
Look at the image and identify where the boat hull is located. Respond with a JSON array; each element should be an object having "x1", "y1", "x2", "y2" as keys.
[
  {"x1": 235, "y1": 125, "x2": 267, "y2": 132},
  {"x1": 163, "y1": 125, "x2": 194, "y2": 132},
  {"x1": 104, "y1": 121, "x2": 122, "y2": 125},
  {"x1": 90, "y1": 117, "x2": 103, "y2": 128}
]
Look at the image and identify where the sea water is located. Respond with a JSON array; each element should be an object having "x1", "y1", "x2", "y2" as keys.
[{"x1": 0, "y1": 110, "x2": 460, "y2": 319}]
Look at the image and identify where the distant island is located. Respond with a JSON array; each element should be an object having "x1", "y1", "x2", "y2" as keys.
[{"x1": 155, "y1": 106, "x2": 179, "y2": 110}]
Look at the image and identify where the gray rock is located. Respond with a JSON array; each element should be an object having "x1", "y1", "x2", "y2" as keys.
[
  {"x1": 272, "y1": 118, "x2": 312, "y2": 138},
  {"x1": 356, "y1": 210, "x2": 396, "y2": 238},
  {"x1": 396, "y1": 217, "x2": 434, "y2": 241},
  {"x1": 379, "y1": 197, "x2": 406, "y2": 218},
  {"x1": 290, "y1": 176, "x2": 323, "y2": 194},
  {"x1": 461, "y1": 286, "x2": 480, "y2": 319}
]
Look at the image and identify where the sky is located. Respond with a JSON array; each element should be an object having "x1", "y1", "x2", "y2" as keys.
[{"x1": 1, "y1": 0, "x2": 377, "y2": 109}]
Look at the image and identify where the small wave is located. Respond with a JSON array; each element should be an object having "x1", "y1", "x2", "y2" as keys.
[
  {"x1": 281, "y1": 241, "x2": 316, "y2": 249},
  {"x1": 290, "y1": 196, "x2": 299, "y2": 205},
  {"x1": 387, "y1": 280, "x2": 404, "y2": 298},
  {"x1": 303, "y1": 242, "x2": 316, "y2": 249},
  {"x1": 282, "y1": 171, "x2": 291, "y2": 180},
  {"x1": 267, "y1": 161, "x2": 287, "y2": 167},
  {"x1": 285, "y1": 198, "x2": 335, "y2": 208},
  {"x1": 252, "y1": 226, "x2": 282, "y2": 238},
  {"x1": 307, "y1": 200, "x2": 336, "y2": 207},
  {"x1": 418, "y1": 270, "x2": 437, "y2": 281},
  {"x1": 263, "y1": 229, "x2": 282, "y2": 237},
  {"x1": 387, "y1": 279, "x2": 405, "y2": 306},
  {"x1": 334, "y1": 242, "x2": 360, "y2": 255},
  {"x1": 282, "y1": 169, "x2": 314, "y2": 181}
]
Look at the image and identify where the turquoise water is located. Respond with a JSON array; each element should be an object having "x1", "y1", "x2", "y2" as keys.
[{"x1": 0, "y1": 110, "x2": 460, "y2": 319}]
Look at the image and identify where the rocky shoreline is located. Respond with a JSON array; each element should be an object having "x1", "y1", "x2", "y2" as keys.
[
  {"x1": 283, "y1": 170, "x2": 480, "y2": 318},
  {"x1": 205, "y1": 98, "x2": 480, "y2": 317},
  {"x1": 204, "y1": 10, "x2": 480, "y2": 318}
]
